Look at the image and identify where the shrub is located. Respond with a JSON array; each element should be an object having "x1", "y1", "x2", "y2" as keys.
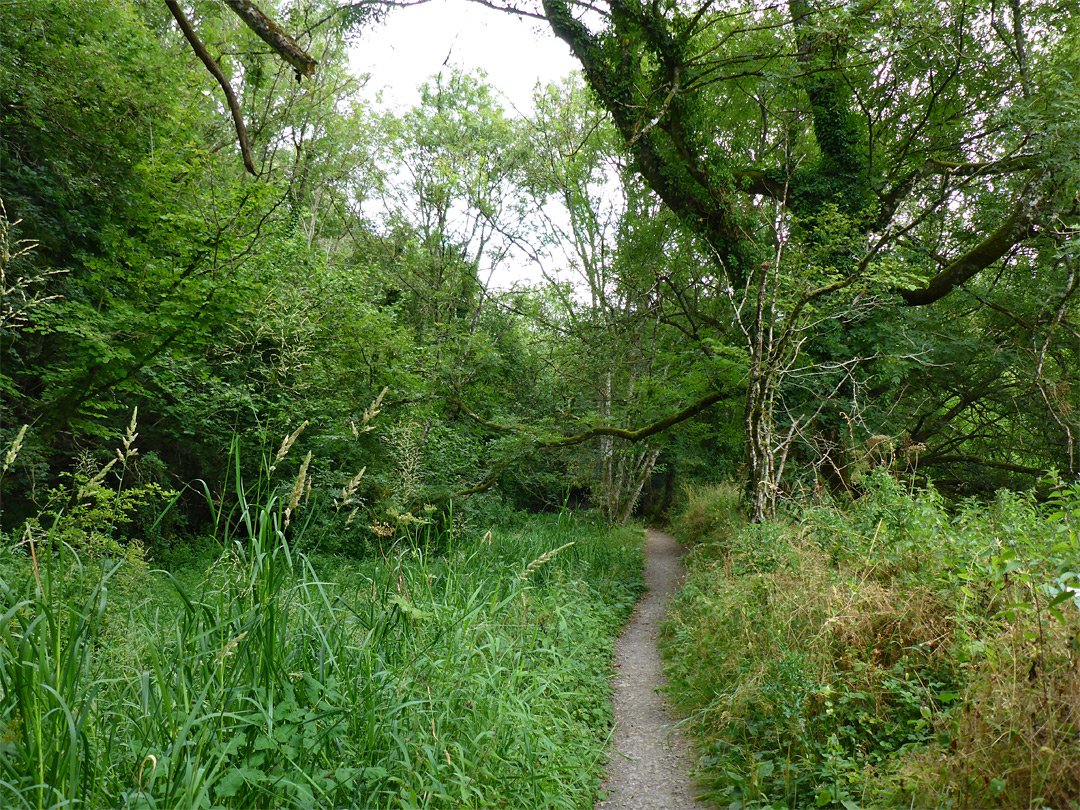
[{"x1": 663, "y1": 476, "x2": 1080, "y2": 809}]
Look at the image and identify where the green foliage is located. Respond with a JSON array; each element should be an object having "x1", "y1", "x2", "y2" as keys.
[
  {"x1": 0, "y1": 547, "x2": 124, "y2": 810},
  {"x1": 0, "y1": 0, "x2": 181, "y2": 261},
  {"x1": 663, "y1": 479, "x2": 1080, "y2": 809},
  {"x1": 1, "y1": 9, "x2": 1077, "y2": 806},
  {"x1": 672, "y1": 481, "x2": 744, "y2": 548},
  {"x1": 3, "y1": 0, "x2": 1077, "y2": 546},
  {"x1": 0, "y1": 438, "x2": 644, "y2": 809}
]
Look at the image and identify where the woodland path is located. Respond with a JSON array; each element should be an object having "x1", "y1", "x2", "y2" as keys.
[{"x1": 596, "y1": 528, "x2": 705, "y2": 810}]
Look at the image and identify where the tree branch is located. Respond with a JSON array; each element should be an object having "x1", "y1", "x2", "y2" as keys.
[
  {"x1": 223, "y1": 0, "x2": 318, "y2": 79},
  {"x1": 926, "y1": 154, "x2": 1038, "y2": 177},
  {"x1": 447, "y1": 387, "x2": 729, "y2": 499},
  {"x1": 164, "y1": 0, "x2": 257, "y2": 175},
  {"x1": 732, "y1": 168, "x2": 788, "y2": 199},
  {"x1": 446, "y1": 397, "x2": 520, "y2": 432},
  {"x1": 540, "y1": 0, "x2": 751, "y2": 281},
  {"x1": 900, "y1": 196, "x2": 1038, "y2": 305},
  {"x1": 918, "y1": 453, "x2": 1044, "y2": 476},
  {"x1": 549, "y1": 389, "x2": 727, "y2": 446}
]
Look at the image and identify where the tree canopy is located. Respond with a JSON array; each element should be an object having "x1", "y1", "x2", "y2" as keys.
[{"x1": 2, "y1": 0, "x2": 1077, "y2": 535}]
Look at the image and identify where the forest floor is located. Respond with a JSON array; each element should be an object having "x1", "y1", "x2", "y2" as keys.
[{"x1": 596, "y1": 529, "x2": 705, "y2": 810}]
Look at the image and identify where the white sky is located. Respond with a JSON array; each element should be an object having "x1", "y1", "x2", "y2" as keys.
[
  {"x1": 347, "y1": 0, "x2": 588, "y2": 289},
  {"x1": 348, "y1": 0, "x2": 581, "y2": 114}
]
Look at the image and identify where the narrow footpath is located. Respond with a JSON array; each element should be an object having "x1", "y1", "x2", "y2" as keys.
[{"x1": 597, "y1": 529, "x2": 704, "y2": 810}]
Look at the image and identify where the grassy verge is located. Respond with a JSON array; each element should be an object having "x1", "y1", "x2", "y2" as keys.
[
  {"x1": 0, "y1": 470, "x2": 643, "y2": 809},
  {"x1": 661, "y1": 473, "x2": 1079, "y2": 810}
]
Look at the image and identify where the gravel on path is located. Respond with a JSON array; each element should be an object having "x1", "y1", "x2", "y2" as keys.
[{"x1": 596, "y1": 528, "x2": 705, "y2": 810}]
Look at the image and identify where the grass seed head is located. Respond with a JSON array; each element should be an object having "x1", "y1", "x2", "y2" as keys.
[
  {"x1": 271, "y1": 420, "x2": 309, "y2": 472},
  {"x1": 214, "y1": 631, "x2": 248, "y2": 665},
  {"x1": 519, "y1": 542, "x2": 575, "y2": 582},
  {"x1": 361, "y1": 387, "x2": 388, "y2": 431},
  {"x1": 285, "y1": 451, "x2": 312, "y2": 527},
  {"x1": 339, "y1": 467, "x2": 366, "y2": 504},
  {"x1": 121, "y1": 407, "x2": 139, "y2": 458},
  {"x1": 2, "y1": 424, "x2": 28, "y2": 474},
  {"x1": 77, "y1": 456, "x2": 119, "y2": 500}
]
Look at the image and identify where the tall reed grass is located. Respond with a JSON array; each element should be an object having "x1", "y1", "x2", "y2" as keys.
[{"x1": 0, "y1": 432, "x2": 643, "y2": 809}]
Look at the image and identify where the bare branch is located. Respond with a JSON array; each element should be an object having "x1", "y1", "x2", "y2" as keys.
[{"x1": 164, "y1": 0, "x2": 257, "y2": 175}]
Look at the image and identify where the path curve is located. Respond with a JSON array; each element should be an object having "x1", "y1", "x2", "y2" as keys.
[{"x1": 596, "y1": 528, "x2": 704, "y2": 810}]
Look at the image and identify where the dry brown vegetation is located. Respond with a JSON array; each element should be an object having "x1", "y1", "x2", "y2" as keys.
[{"x1": 662, "y1": 475, "x2": 1080, "y2": 809}]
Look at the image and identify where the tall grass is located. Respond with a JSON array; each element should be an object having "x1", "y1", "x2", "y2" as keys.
[
  {"x1": 662, "y1": 472, "x2": 1080, "y2": 810},
  {"x1": 0, "y1": 439, "x2": 643, "y2": 809}
]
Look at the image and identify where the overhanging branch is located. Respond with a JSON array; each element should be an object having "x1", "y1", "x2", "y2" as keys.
[
  {"x1": 549, "y1": 389, "x2": 727, "y2": 446},
  {"x1": 223, "y1": 0, "x2": 318, "y2": 78},
  {"x1": 164, "y1": 0, "x2": 257, "y2": 175},
  {"x1": 918, "y1": 454, "x2": 1045, "y2": 476},
  {"x1": 447, "y1": 397, "x2": 521, "y2": 432},
  {"x1": 900, "y1": 198, "x2": 1037, "y2": 306},
  {"x1": 448, "y1": 388, "x2": 729, "y2": 498}
]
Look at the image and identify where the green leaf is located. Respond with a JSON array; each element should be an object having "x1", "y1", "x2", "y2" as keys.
[
  {"x1": 215, "y1": 768, "x2": 245, "y2": 798},
  {"x1": 388, "y1": 594, "x2": 432, "y2": 621},
  {"x1": 1047, "y1": 588, "x2": 1077, "y2": 608}
]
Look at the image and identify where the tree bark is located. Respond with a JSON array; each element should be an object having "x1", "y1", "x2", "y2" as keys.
[
  {"x1": 615, "y1": 449, "x2": 660, "y2": 525},
  {"x1": 164, "y1": 0, "x2": 257, "y2": 175},
  {"x1": 223, "y1": 0, "x2": 318, "y2": 79},
  {"x1": 540, "y1": 0, "x2": 752, "y2": 283}
]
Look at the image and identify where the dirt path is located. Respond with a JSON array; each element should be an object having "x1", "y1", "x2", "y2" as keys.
[{"x1": 596, "y1": 528, "x2": 704, "y2": 810}]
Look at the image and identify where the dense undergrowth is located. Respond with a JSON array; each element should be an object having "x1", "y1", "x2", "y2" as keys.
[
  {"x1": 663, "y1": 473, "x2": 1080, "y2": 810},
  {"x1": 0, "y1": 437, "x2": 644, "y2": 809}
]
